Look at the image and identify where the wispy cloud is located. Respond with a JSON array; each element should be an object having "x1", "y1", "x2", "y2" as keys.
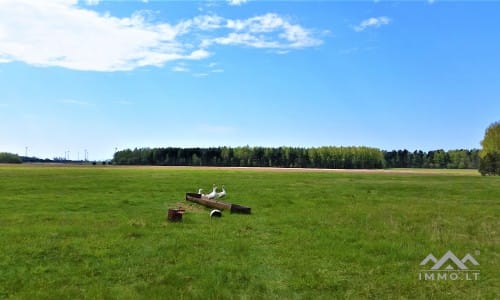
[
  {"x1": 114, "y1": 100, "x2": 133, "y2": 105},
  {"x1": 172, "y1": 65, "x2": 190, "y2": 72},
  {"x1": 0, "y1": 2, "x2": 323, "y2": 72},
  {"x1": 84, "y1": 0, "x2": 100, "y2": 5},
  {"x1": 227, "y1": 0, "x2": 248, "y2": 6},
  {"x1": 193, "y1": 73, "x2": 209, "y2": 77},
  {"x1": 202, "y1": 13, "x2": 322, "y2": 49},
  {"x1": 59, "y1": 99, "x2": 93, "y2": 106},
  {"x1": 275, "y1": 50, "x2": 290, "y2": 55},
  {"x1": 428, "y1": 0, "x2": 436, "y2": 4},
  {"x1": 354, "y1": 16, "x2": 391, "y2": 32},
  {"x1": 177, "y1": 15, "x2": 225, "y2": 32},
  {"x1": 211, "y1": 69, "x2": 224, "y2": 73}
]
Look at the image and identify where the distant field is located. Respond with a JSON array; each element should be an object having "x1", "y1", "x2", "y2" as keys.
[{"x1": 0, "y1": 165, "x2": 498, "y2": 299}]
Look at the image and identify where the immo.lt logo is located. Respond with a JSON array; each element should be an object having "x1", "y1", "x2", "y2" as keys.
[{"x1": 419, "y1": 250, "x2": 480, "y2": 281}]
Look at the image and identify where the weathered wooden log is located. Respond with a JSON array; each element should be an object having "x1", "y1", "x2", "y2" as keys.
[
  {"x1": 167, "y1": 208, "x2": 185, "y2": 222},
  {"x1": 185, "y1": 193, "x2": 251, "y2": 214},
  {"x1": 229, "y1": 203, "x2": 252, "y2": 214},
  {"x1": 185, "y1": 193, "x2": 231, "y2": 210}
]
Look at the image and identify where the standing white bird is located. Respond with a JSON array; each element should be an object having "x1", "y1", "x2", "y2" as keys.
[
  {"x1": 197, "y1": 188, "x2": 204, "y2": 195},
  {"x1": 216, "y1": 185, "x2": 226, "y2": 198},
  {"x1": 205, "y1": 185, "x2": 217, "y2": 199}
]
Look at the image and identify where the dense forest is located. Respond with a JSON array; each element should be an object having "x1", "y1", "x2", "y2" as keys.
[
  {"x1": 383, "y1": 149, "x2": 479, "y2": 169},
  {"x1": 113, "y1": 147, "x2": 480, "y2": 169},
  {"x1": 0, "y1": 152, "x2": 22, "y2": 164}
]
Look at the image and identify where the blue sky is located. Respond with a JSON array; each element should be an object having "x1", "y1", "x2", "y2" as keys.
[{"x1": 1, "y1": 0, "x2": 499, "y2": 160}]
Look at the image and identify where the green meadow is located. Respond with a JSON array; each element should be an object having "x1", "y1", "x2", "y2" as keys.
[{"x1": 0, "y1": 165, "x2": 498, "y2": 299}]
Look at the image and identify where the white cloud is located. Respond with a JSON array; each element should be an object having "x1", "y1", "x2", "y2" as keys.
[
  {"x1": 176, "y1": 15, "x2": 224, "y2": 32},
  {"x1": 0, "y1": 1, "x2": 322, "y2": 72},
  {"x1": 227, "y1": 0, "x2": 248, "y2": 6},
  {"x1": 84, "y1": 0, "x2": 100, "y2": 5},
  {"x1": 0, "y1": 0, "x2": 208, "y2": 71},
  {"x1": 211, "y1": 69, "x2": 224, "y2": 73},
  {"x1": 172, "y1": 65, "x2": 189, "y2": 72},
  {"x1": 354, "y1": 16, "x2": 391, "y2": 32},
  {"x1": 204, "y1": 13, "x2": 322, "y2": 49},
  {"x1": 207, "y1": 33, "x2": 277, "y2": 48},
  {"x1": 428, "y1": 0, "x2": 436, "y2": 4},
  {"x1": 188, "y1": 49, "x2": 211, "y2": 59},
  {"x1": 275, "y1": 50, "x2": 290, "y2": 55},
  {"x1": 227, "y1": 14, "x2": 286, "y2": 33}
]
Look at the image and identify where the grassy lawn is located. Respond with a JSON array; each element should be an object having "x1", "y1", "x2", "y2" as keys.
[{"x1": 0, "y1": 165, "x2": 498, "y2": 299}]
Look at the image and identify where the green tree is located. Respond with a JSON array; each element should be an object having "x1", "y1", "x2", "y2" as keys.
[
  {"x1": 479, "y1": 121, "x2": 500, "y2": 175},
  {"x1": 192, "y1": 153, "x2": 201, "y2": 166},
  {"x1": 480, "y1": 121, "x2": 500, "y2": 157},
  {"x1": 0, "y1": 152, "x2": 22, "y2": 163},
  {"x1": 479, "y1": 152, "x2": 500, "y2": 176}
]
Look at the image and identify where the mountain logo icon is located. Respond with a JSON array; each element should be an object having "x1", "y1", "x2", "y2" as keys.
[{"x1": 420, "y1": 250, "x2": 479, "y2": 270}]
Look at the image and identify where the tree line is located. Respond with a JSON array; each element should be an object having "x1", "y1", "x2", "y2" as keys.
[
  {"x1": 383, "y1": 149, "x2": 480, "y2": 169},
  {"x1": 0, "y1": 152, "x2": 22, "y2": 164},
  {"x1": 113, "y1": 146, "x2": 481, "y2": 169},
  {"x1": 114, "y1": 146, "x2": 384, "y2": 168}
]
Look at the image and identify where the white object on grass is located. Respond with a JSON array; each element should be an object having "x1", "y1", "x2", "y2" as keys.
[
  {"x1": 206, "y1": 185, "x2": 217, "y2": 199},
  {"x1": 210, "y1": 209, "x2": 222, "y2": 218},
  {"x1": 216, "y1": 185, "x2": 226, "y2": 198}
]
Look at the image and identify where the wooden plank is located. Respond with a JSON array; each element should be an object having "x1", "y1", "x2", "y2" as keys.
[
  {"x1": 185, "y1": 193, "x2": 231, "y2": 210},
  {"x1": 230, "y1": 203, "x2": 251, "y2": 214},
  {"x1": 185, "y1": 193, "x2": 251, "y2": 214}
]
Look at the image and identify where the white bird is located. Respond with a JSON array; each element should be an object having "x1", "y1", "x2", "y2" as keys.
[
  {"x1": 216, "y1": 185, "x2": 226, "y2": 198},
  {"x1": 205, "y1": 185, "x2": 217, "y2": 199},
  {"x1": 197, "y1": 188, "x2": 204, "y2": 196}
]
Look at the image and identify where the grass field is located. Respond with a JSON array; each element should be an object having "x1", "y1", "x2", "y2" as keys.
[{"x1": 0, "y1": 165, "x2": 498, "y2": 299}]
